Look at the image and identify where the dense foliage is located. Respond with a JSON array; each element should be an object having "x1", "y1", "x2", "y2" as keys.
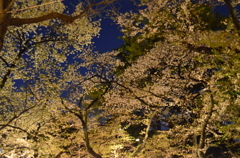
[{"x1": 0, "y1": 0, "x2": 239, "y2": 158}]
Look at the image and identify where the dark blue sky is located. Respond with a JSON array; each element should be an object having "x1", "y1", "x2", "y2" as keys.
[
  {"x1": 92, "y1": 0, "x2": 137, "y2": 53},
  {"x1": 63, "y1": 0, "x2": 137, "y2": 54}
]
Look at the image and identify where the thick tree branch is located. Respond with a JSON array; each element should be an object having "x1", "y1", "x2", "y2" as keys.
[
  {"x1": 224, "y1": 0, "x2": 240, "y2": 32},
  {"x1": 83, "y1": 108, "x2": 102, "y2": 158},
  {"x1": 9, "y1": 0, "x2": 116, "y2": 26},
  {"x1": 61, "y1": 97, "x2": 102, "y2": 158},
  {"x1": 85, "y1": 81, "x2": 111, "y2": 110},
  {"x1": 4, "y1": 0, "x2": 14, "y2": 13},
  {"x1": 10, "y1": 12, "x2": 79, "y2": 26},
  {"x1": 197, "y1": 92, "x2": 214, "y2": 158},
  {"x1": 132, "y1": 110, "x2": 157, "y2": 157},
  {"x1": 0, "y1": 0, "x2": 3, "y2": 23},
  {"x1": 62, "y1": 99, "x2": 85, "y2": 126},
  {"x1": 0, "y1": 69, "x2": 11, "y2": 89}
]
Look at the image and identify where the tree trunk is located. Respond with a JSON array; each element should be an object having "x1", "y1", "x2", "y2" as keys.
[
  {"x1": 83, "y1": 124, "x2": 102, "y2": 158},
  {"x1": 83, "y1": 109, "x2": 102, "y2": 158},
  {"x1": 0, "y1": 0, "x2": 3, "y2": 21},
  {"x1": 197, "y1": 92, "x2": 214, "y2": 158},
  {"x1": 0, "y1": 0, "x2": 4, "y2": 51},
  {"x1": 132, "y1": 111, "x2": 157, "y2": 157},
  {"x1": 0, "y1": 0, "x2": 12, "y2": 54},
  {"x1": 224, "y1": 0, "x2": 240, "y2": 32}
]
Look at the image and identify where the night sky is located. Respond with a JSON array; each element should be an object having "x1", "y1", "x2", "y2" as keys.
[
  {"x1": 92, "y1": 0, "x2": 137, "y2": 53},
  {"x1": 63, "y1": 0, "x2": 138, "y2": 54}
]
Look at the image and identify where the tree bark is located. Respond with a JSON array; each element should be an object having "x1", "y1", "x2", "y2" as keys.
[
  {"x1": 62, "y1": 99, "x2": 102, "y2": 158},
  {"x1": 0, "y1": 0, "x2": 5, "y2": 51},
  {"x1": 132, "y1": 111, "x2": 157, "y2": 157},
  {"x1": 197, "y1": 92, "x2": 214, "y2": 158},
  {"x1": 0, "y1": 0, "x2": 3, "y2": 22},
  {"x1": 224, "y1": 0, "x2": 240, "y2": 33},
  {"x1": 83, "y1": 109, "x2": 102, "y2": 158}
]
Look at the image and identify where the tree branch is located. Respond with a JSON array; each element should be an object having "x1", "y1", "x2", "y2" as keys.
[
  {"x1": 10, "y1": 12, "x2": 78, "y2": 26},
  {"x1": 197, "y1": 91, "x2": 214, "y2": 158},
  {"x1": 83, "y1": 108, "x2": 102, "y2": 158},
  {"x1": 0, "y1": 0, "x2": 3, "y2": 23},
  {"x1": 224, "y1": 0, "x2": 240, "y2": 32},
  {"x1": 132, "y1": 110, "x2": 157, "y2": 157},
  {"x1": 9, "y1": 0, "x2": 116, "y2": 26},
  {"x1": 4, "y1": 0, "x2": 14, "y2": 13},
  {"x1": 85, "y1": 81, "x2": 112, "y2": 110},
  {"x1": 0, "y1": 37, "x2": 63, "y2": 89},
  {"x1": 0, "y1": 124, "x2": 32, "y2": 136},
  {"x1": 0, "y1": 99, "x2": 46, "y2": 131},
  {"x1": 61, "y1": 98, "x2": 102, "y2": 158},
  {"x1": 61, "y1": 98, "x2": 85, "y2": 125}
]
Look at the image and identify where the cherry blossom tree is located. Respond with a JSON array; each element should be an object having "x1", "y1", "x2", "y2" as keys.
[
  {"x1": 107, "y1": 0, "x2": 240, "y2": 157},
  {"x1": 0, "y1": 0, "x2": 239, "y2": 157},
  {"x1": 0, "y1": 0, "x2": 118, "y2": 157}
]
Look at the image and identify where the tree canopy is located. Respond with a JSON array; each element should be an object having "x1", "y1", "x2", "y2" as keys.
[{"x1": 0, "y1": 0, "x2": 239, "y2": 158}]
